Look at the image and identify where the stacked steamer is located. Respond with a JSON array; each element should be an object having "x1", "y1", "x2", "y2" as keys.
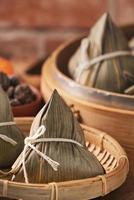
[{"x1": 41, "y1": 13, "x2": 134, "y2": 149}]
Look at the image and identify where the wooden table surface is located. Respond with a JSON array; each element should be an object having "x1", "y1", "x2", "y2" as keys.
[{"x1": 96, "y1": 146, "x2": 134, "y2": 200}]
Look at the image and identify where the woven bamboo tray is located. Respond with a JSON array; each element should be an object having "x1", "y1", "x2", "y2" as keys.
[
  {"x1": 41, "y1": 32, "x2": 134, "y2": 149},
  {"x1": 0, "y1": 117, "x2": 128, "y2": 200}
]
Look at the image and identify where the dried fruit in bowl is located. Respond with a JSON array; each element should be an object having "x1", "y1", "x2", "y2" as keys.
[{"x1": 0, "y1": 72, "x2": 36, "y2": 107}]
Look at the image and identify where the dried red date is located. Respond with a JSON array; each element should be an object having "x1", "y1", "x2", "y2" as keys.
[
  {"x1": 0, "y1": 72, "x2": 36, "y2": 106},
  {"x1": 10, "y1": 76, "x2": 20, "y2": 87},
  {"x1": 10, "y1": 98, "x2": 21, "y2": 106},
  {"x1": 14, "y1": 84, "x2": 36, "y2": 104}
]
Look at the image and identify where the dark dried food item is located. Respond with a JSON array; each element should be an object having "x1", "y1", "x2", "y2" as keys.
[
  {"x1": 0, "y1": 71, "x2": 10, "y2": 91},
  {"x1": 10, "y1": 98, "x2": 21, "y2": 106},
  {"x1": 14, "y1": 84, "x2": 36, "y2": 104},
  {"x1": 7, "y1": 86, "x2": 14, "y2": 99},
  {"x1": 10, "y1": 76, "x2": 20, "y2": 87}
]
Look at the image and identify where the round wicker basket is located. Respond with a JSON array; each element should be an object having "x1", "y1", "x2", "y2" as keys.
[
  {"x1": 0, "y1": 118, "x2": 129, "y2": 200},
  {"x1": 41, "y1": 30, "x2": 134, "y2": 148}
]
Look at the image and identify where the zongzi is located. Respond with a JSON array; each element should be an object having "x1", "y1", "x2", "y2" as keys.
[
  {"x1": 0, "y1": 87, "x2": 24, "y2": 169},
  {"x1": 11, "y1": 90, "x2": 104, "y2": 183},
  {"x1": 68, "y1": 12, "x2": 134, "y2": 94}
]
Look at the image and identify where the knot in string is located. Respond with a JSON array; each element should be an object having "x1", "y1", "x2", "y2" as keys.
[
  {"x1": 22, "y1": 125, "x2": 60, "y2": 183},
  {"x1": 24, "y1": 125, "x2": 45, "y2": 145},
  {"x1": 12, "y1": 124, "x2": 83, "y2": 183}
]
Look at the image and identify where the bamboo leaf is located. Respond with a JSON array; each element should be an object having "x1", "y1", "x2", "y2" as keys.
[
  {"x1": 69, "y1": 13, "x2": 134, "y2": 94},
  {"x1": 13, "y1": 90, "x2": 104, "y2": 183},
  {"x1": 0, "y1": 87, "x2": 24, "y2": 170}
]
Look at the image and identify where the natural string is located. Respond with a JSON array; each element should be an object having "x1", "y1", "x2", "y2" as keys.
[
  {"x1": 100, "y1": 132, "x2": 106, "y2": 150},
  {"x1": 12, "y1": 125, "x2": 83, "y2": 184},
  {"x1": 2, "y1": 180, "x2": 8, "y2": 197},
  {"x1": 98, "y1": 154, "x2": 129, "y2": 196},
  {"x1": 0, "y1": 121, "x2": 17, "y2": 146},
  {"x1": 49, "y1": 182, "x2": 59, "y2": 200},
  {"x1": 98, "y1": 175, "x2": 107, "y2": 196},
  {"x1": 0, "y1": 121, "x2": 16, "y2": 127},
  {"x1": 75, "y1": 37, "x2": 134, "y2": 82},
  {"x1": 118, "y1": 155, "x2": 129, "y2": 174}
]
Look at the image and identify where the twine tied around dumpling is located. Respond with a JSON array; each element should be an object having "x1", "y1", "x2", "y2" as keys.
[
  {"x1": 68, "y1": 13, "x2": 134, "y2": 93},
  {"x1": 12, "y1": 125, "x2": 83, "y2": 183},
  {"x1": 75, "y1": 37, "x2": 134, "y2": 83},
  {"x1": 0, "y1": 121, "x2": 17, "y2": 146}
]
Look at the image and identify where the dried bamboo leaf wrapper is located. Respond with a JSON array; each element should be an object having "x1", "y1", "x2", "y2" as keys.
[
  {"x1": 11, "y1": 90, "x2": 104, "y2": 183},
  {"x1": 68, "y1": 13, "x2": 134, "y2": 93},
  {"x1": 0, "y1": 87, "x2": 24, "y2": 169}
]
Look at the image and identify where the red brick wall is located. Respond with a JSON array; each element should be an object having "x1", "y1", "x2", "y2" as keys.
[
  {"x1": 108, "y1": 0, "x2": 134, "y2": 25},
  {"x1": 0, "y1": 0, "x2": 107, "y2": 28},
  {"x1": 0, "y1": 0, "x2": 133, "y2": 66},
  {"x1": 0, "y1": 0, "x2": 107, "y2": 65}
]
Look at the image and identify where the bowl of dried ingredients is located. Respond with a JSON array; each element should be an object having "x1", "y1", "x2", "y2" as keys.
[{"x1": 0, "y1": 71, "x2": 42, "y2": 117}]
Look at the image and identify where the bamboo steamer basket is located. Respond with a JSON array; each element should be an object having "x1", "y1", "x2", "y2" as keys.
[
  {"x1": 0, "y1": 117, "x2": 128, "y2": 200},
  {"x1": 41, "y1": 27, "x2": 134, "y2": 149}
]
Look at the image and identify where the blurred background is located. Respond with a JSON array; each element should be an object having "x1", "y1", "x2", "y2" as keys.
[{"x1": 0, "y1": 0, "x2": 133, "y2": 72}]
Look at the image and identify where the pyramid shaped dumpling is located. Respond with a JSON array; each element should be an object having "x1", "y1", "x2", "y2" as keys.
[
  {"x1": 69, "y1": 13, "x2": 134, "y2": 93},
  {"x1": 11, "y1": 90, "x2": 104, "y2": 183},
  {"x1": 0, "y1": 87, "x2": 24, "y2": 169}
]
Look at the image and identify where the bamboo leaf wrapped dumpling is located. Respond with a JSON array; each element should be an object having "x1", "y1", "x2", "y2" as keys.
[
  {"x1": 68, "y1": 13, "x2": 134, "y2": 93},
  {"x1": 11, "y1": 90, "x2": 104, "y2": 183},
  {"x1": 0, "y1": 87, "x2": 24, "y2": 169}
]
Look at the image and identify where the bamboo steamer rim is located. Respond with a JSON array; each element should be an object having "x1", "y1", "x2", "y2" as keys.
[
  {"x1": 42, "y1": 52, "x2": 134, "y2": 116},
  {"x1": 0, "y1": 117, "x2": 129, "y2": 199},
  {"x1": 53, "y1": 44, "x2": 134, "y2": 100},
  {"x1": 41, "y1": 51, "x2": 134, "y2": 116}
]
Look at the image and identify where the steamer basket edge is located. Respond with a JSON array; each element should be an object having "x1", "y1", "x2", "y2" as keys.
[
  {"x1": 0, "y1": 117, "x2": 128, "y2": 200},
  {"x1": 41, "y1": 32, "x2": 134, "y2": 148}
]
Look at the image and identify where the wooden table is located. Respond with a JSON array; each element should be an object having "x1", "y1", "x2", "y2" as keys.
[{"x1": 96, "y1": 146, "x2": 134, "y2": 200}]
